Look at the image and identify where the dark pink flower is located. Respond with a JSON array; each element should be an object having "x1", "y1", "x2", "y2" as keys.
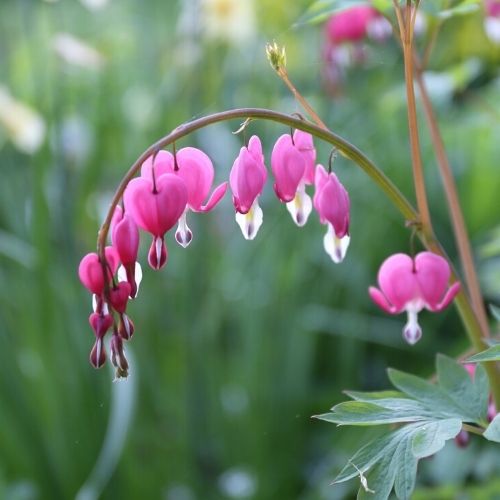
[
  {"x1": 111, "y1": 205, "x2": 141, "y2": 298},
  {"x1": 123, "y1": 173, "x2": 187, "y2": 269},
  {"x1": 229, "y1": 135, "x2": 267, "y2": 240},
  {"x1": 325, "y1": 6, "x2": 376, "y2": 44},
  {"x1": 369, "y1": 252, "x2": 461, "y2": 344},
  {"x1": 313, "y1": 164, "x2": 350, "y2": 263},
  {"x1": 78, "y1": 247, "x2": 119, "y2": 295},
  {"x1": 141, "y1": 148, "x2": 227, "y2": 247},
  {"x1": 271, "y1": 130, "x2": 316, "y2": 226}
]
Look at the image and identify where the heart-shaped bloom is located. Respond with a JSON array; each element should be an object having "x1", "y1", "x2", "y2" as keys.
[
  {"x1": 141, "y1": 148, "x2": 227, "y2": 247},
  {"x1": 229, "y1": 135, "x2": 267, "y2": 240},
  {"x1": 111, "y1": 205, "x2": 141, "y2": 298},
  {"x1": 326, "y1": 5, "x2": 376, "y2": 44},
  {"x1": 313, "y1": 164, "x2": 350, "y2": 263},
  {"x1": 271, "y1": 130, "x2": 316, "y2": 226},
  {"x1": 78, "y1": 246, "x2": 119, "y2": 295},
  {"x1": 123, "y1": 173, "x2": 188, "y2": 269},
  {"x1": 369, "y1": 252, "x2": 461, "y2": 345}
]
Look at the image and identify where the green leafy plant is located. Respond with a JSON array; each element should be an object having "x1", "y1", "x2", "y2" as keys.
[{"x1": 315, "y1": 355, "x2": 498, "y2": 499}]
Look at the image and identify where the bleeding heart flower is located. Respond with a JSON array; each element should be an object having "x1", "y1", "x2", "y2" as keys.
[
  {"x1": 78, "y1": 247, "x2": 119, "y2": 295},
  {"x1": 369, "y1": 252, "x2": 461, "y2": 344},
  {"x1": 271, "y1": 130, "x2": 316, "y2": 226},
  {"x1": 123, "y1": 173, "x2": 188, "y2": 269},
  {"x1": 229, "y1": 135, "x2": 267, "y2": 240},
  {"x1": 111, "y1": 205, "x2": 141, "y2": 298},
  {"x1": 88, "y1": 312, "x2": 113, "y2": 339},
  {"x1": 313, "y1": 164, "x2": 350, "y2": 263},
  {"x1": 485, "y1": 0, "x2": 500, "y2": 44},
  {"x1": 141, "y1": 148, "x2": 227, "y2": 247}
]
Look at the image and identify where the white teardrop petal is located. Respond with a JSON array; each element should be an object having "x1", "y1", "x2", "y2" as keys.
[
  {"x1": 286, "y1": 183, "x2": 312, "y2": 227},
  {"x1": 235, "y1": 199, "x2": 263, "y2": 240},
  {"x1": 323, "y1": 223, "x2": 350, "y2": 264}
]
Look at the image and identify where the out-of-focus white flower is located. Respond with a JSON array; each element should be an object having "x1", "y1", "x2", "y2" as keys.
[
  {"x1": 52, "y1": 33, "x2": 105, "y2": 70},
  {"x1": 80, "y1": 0, "x2": 109, "y2": 11},
  {"x1": 201, "y1": 0, "x2": 256, "y2": 43},
  {"x1": 0, "y1": 87, "x2": 46, "y2": 154}
]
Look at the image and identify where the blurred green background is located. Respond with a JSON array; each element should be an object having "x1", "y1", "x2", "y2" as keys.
[{"x1": 1, "y1": 0, "x2": 500, "y2": 499}]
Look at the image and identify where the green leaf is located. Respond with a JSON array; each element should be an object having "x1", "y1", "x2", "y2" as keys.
[
  {"x1": 345, "y1": 390, "x2": 408, "y2": 401},
  {"x1": 484, "y1": 414, "x2": 500, "y2": 443},
  {"x1": 393, "y1": 437, "x2": 417, "y2": 500},
  {"x1": 411, "y1": 418, "x2": 462, "y2": 458},
  {"x1": 357, "y1": 449, "x2": 396, "y2": 500},
  {"x1": 466, "y1": 344, "x2": 500, "y2": 363},
  {"x1": 315, "y1": 401, "x2": 427, "y2": 426},
  {"x1": 387, "y1": 368, "x2": 463, "y2": 418},
  {"x1": 436, "y1": 0, "x2": 481, "y2": 20},
  {"x1": 436, "y1": 354, "x2": 484, "y2": 423},
  {"x1": 295, "y1": 0, "x2": 370, "y2": 26}
]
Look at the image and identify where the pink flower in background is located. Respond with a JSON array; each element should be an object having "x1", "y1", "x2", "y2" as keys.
[
  {"x1": 124, "y1": 172, "x2": 187, "y2": 270},
  {"x1": 141, "y1": 148, "x2": 227, "y2": 247},
  {"x1": 369, "y1": 252, "x2": 460, "y2": 344},
  {"x1": 325, "y1": 6, "x2": 376, "y2": 44},
  {"x1": 313, "y1": 164, "x2": 350, "y2": 263},
  {"x1": 485, "y1": 0, "x2": 500, "y2": 43},
  {"x1": 230, "y1": 135, "x2": 267, "y2": 240},
  {"x1": 271, "y1": 130, "x2": 316, "y2": 226}
]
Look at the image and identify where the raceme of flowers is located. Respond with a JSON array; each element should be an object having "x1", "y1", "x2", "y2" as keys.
[
  {"x1": 78, "y1": 130, "x2": 353, "y2": 377},
  {"x1": 79, "y1": 129, "x2": 460, "y2": 378}
]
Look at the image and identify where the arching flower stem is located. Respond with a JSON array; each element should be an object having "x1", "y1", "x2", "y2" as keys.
[{"x1": 95, "y1": 107, "x2": 500, "y2": 406}]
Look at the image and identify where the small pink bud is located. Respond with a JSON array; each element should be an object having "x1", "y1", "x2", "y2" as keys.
[
  {"x1": 90, "y1": 339, "x2": 106, "y2": 368},
  {"x1": 89, "y1": 312, "x2": 113, "y2": 339},
  {"x1": 454, "y1": 430, "x2": 470, "y2": 448},
  {"x1": 109, "y1": 281, "x2": 131, "y2": 314},
  {"x1": 118, "y1": 313, "x2": 135, "y2": 340},
  {"x1": 112, "y1": 211, "x2": 140, "y2": 266},
  {"x1": 148, "y1": 236, "x2": 168, "y2": 270},
  {"x1": 78, "y1": 247, "x2": 119, "y2": 295},
  {"x1": 110, "y1": 333, "x2": 129, "y2": 378}
]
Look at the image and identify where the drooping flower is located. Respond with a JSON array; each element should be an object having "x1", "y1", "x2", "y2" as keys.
[
  {"x1": 78, "y1": 247, "x2": 119, "y2": 295},
  {"x1": 271, "y1": 130, "x2": 316, "y2": 226},
  {"x1": 111, "y1": 205, "x2": 141, "y2": 298},
  {"x1": 229, "y1": 135, "x2": 267, "y2": 240},
  {"x1": 313, "y1": 164, "x2": 350, "y2": 263},
  {"x1": 123, "y1": 171, "x2": 188, "y2": 269},
  {"x1": 369, "y1": 252, "x2": 461, "y2": 345},
  {"x1": 141, "y1": 148, "x2": 227, "y2": 247}
]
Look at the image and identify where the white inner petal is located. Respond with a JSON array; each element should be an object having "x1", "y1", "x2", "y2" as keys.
[
  {"x1": 92, "y1": 294, "x2": 109, "y2": 314},
  {"x1": 175, "y1": 210, "x2": 193, "y2": 248},
  {"x1": 286, "y1": 183, "x2": 312, "y2": 227},
  {"x1": 323, "y1": 223, "x2": 350, "y2": 263},
  {"x1": 155, "y1": 236, "x2": 163, "y2": 265},
  {"x1": 235, "y1": 199, "x2": 263, "y2": 240},
  {"x1": 403, "y1": 309, "x2": 422, "y2": 345}
]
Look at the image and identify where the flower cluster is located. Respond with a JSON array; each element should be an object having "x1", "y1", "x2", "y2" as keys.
[{"x1": 78, "y1": 130, "x2": 352, "y2": 377}]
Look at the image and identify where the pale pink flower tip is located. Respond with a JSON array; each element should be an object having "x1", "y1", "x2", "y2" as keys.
[{"x1": 369, "y1": 252, "x2": 461, "y2": 344}]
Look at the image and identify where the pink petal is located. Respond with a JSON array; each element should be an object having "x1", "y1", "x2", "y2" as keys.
[
  {"x1": 430, "y1": 281, "x2": 461, "y2": 312},
  {"x1": 293, "y1": 130, "x2": 316, "y2": 184},
  {"x1": 140, "y1": 150, "x2": 174, "y2": 181},
  {"x1": 176, "y1": 147, "x2": 214, "y2": 210},
  {"x1": 414, "y1": 252, "x2": 452, "y2": 309},
  {"x1": 200, "y1": 182, "x2": 228, "y2": 212},
  {"x1": 369, "y1": 286, "x2": 398, "y2": 314},
  {"x1": 247, "y1": 135, "x2": 264, "y2": 163},
  {"x1": 230, "y1": 146, "x2": 266, "y2": 214},
  {"x1": 377, "y1": 253, "x2": 419, "y2": 312},
  {"x1": 112, "y1": 214, "x2": 139, "y2": 265},
  {"x1": 271, "y1": 134, "x2": 306, "y2": 203}
]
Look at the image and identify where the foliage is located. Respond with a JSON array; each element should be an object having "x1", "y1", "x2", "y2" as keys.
[{"x1": 315, "y1": 355, "x2": 492, "y2": 499}]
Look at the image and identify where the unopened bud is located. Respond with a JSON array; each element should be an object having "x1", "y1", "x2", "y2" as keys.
[
  {"x1": 266, "y1": 42, "x2": 286, "y2": 72},
  {"x1": 110, "y1": 333, "x2": 129, "y2": 378}
]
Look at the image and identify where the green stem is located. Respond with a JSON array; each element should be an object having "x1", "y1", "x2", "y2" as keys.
[{"x1": 95, "y1": 107, "x2": 500, "y2": 407}]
